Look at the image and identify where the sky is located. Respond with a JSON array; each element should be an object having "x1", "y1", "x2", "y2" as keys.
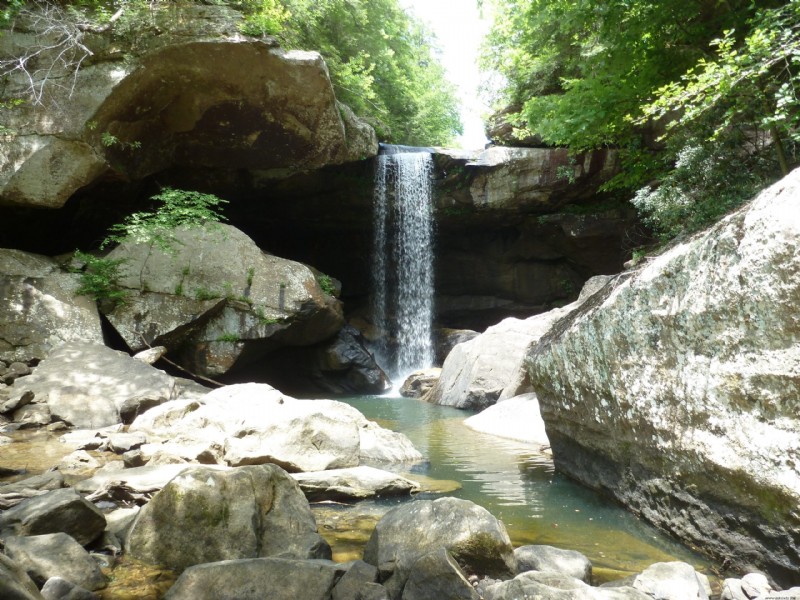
[{"x1": 400, "y1": 0, "x2": 492, "y2": 149}]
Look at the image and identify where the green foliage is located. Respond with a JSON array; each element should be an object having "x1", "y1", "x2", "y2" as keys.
[
  {"x1": 631, "y1": 138, "x2": 772, "y2": 240},
  {"x1": 316, "y1": 272, "x2": 336, "y2": 296},
  {"x1": 72, "y1": 251, "x2": 129, "y2": 305},
  {"x1": 216, "y1": 332, "x2": 240, "y2": 343},
  {"x1": 481, "y1": 0, "x2": 759, "y2": 152},
  {"x1": 238, "y1": 0, "x2": 289, "y2": 36},
  {"x1": 482, "y1": 0, "x2": 797, "y2": 240},
  {"x1": 639, "y1": 2, "x2": 800, "y2": 176},
  {"x1": 194, "y1": 287, "x2": 222, "y2": 301},
  {"x1": 263, "y1": 0, "x2": 462, "y2": 146},
  {"x1": 102, "y1": 187, "x2": 228, "y2": 252}
]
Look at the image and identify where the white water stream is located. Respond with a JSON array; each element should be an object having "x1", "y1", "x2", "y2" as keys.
[{"x1": 371, "y1": 149, "x2": 435, "y2": 383}]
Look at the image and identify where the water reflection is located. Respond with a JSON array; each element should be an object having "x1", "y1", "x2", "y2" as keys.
[{"x1": 341, "y1": 395, "x2": 713, "y2": 580}]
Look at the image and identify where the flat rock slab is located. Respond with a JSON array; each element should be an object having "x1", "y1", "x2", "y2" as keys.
[
  {"x1": 0, "y1": 487, "x2": 105, "y2": 546},
  {"x1": 292, "y1": 466, "x2": 420, "y2": 501},
  {"x1": 163, "y1": 557, "x2": 341, "y2": 600},
  {"x1": 464, "y1": 393, "x2": 550, "y2": 446},
  {"x1": 74, "y1": 463, "x2": 230, "y2": 495},
  {"x1": 9, "y1": 341, "x2": 177, "y2": 428}
]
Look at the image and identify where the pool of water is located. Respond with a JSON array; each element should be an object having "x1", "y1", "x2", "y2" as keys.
[{"x1": 319, "y1": 394, "x2": 715, "y2": 582}]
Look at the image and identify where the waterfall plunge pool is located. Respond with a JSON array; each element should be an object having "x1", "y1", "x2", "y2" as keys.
[{"x1": 313, "y1": 393, "x2": 716, "y2": 584}]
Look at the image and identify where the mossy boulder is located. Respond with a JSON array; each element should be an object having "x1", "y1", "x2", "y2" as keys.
[{"x1": 126, "y1": 463, "x2": 330, "y2": 573}]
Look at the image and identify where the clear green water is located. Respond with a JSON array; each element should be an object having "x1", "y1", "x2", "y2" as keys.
[{"x1": 320, "y1": 394, "x2": 715, "y2": 582}]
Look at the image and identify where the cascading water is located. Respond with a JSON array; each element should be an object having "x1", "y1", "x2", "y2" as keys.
[{"x1": 371, "y1": 146, "x2": 435, "y2": 383}]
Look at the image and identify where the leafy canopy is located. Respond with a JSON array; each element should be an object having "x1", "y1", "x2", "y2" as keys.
[{"x1": 481, "y1": 0, "x2": 799, "y2": 239}]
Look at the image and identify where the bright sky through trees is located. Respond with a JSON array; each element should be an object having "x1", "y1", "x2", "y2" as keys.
[{"x1": 401, "y1": 0, "x2": 490, "y2": 149}]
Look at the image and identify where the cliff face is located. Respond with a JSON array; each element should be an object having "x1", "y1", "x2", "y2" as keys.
[
  {"x1": 0, "y1": 4, "x2": 377, "y2": 210},
  {"x1": 0, "y1": 4, "x2": 636, "y2": 334},
  {"x1": 528, "y1": 169, "x2": 800, "y2": 584}
]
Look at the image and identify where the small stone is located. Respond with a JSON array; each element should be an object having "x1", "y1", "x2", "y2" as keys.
[
  {"x1": 514, "y1": 544, "x2": 592, "y2": 582},
  {"x1": 41, "y1": 576, "x2": 100, "y2": 600},
  {"x1": 133, "y1": 346, "x2": 167, "y2": 365},
  {"x1": 46, "y1": 421, "x2": 68, "y2": 432},
  {"x1": 4, "y1": 533, "x2": 106, "y2": 590},
  {"x1": 122, "y1": 449, "x2": 146, "y2": 468},
  {"x1": 740, "y1": 573, "x2": 771, "y2": 598},
  {"x1": 13, "y1": 403, "x2": 51, "y2": 428}
]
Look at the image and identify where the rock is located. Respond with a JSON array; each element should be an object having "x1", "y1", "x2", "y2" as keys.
[
  {"x1": 127, "y1": 464, "x2": 330, "y2": 572},
  {"x1": 740, "y1": 573, "x2": 772, "y2": 598},
  {"x1": 399, "y1": 369, "x2": 441, "y2": 398},
  {"x1": 107, "y1": 432, "x2": 146, "y2": 454},
  {"x1": 363, "y1": 497, "x2": 516, "y2": 598},
  {"x1": 0, "y1": 471, "x2": 65, "y2": 510},
  {"x1": 312, "y1": 325, "x2": 391, "y2": 395},
  {"x1": 8, "y1": 341, "x2": 177, "y2": 428},
  {"x1": 720, "y1": 579, "x2": 749, "y2": 600},
  {"x1": 434, "y1": 328, "x2": 479, "y2": 365},
  {"x1": 528, "y1": 170, "x2": 800, "y2": 583},
  {"x1": 0, "y1": 3, "x2": 376, "y2": 210},
  {"x1": 631, "y1": 562, "x2": 710, "y2": 600},
  {"x1": 104, "y1": 222, "x2": 344, "y2": 379},
  {"x1": 1, "y1": 389, "x2": 33, "y2": 414},
  {"x1": 4, "y1": 533, "x2": 106, "y2": 590},
  {"x1": 132, "y1": 346, "x2": 167, "y2": 365},
  {"x1": 402, "y1": 548, "x2": 479, "y2": 600},
  {"x1": 356, "y1": 416, "x2": 423, "y2": 465},
  {"x1": 292, "y1": 466, "x2": 419, "y2": 501},
  {"x1": 57, "y1": 451, "x2": 101, "y2": 475},
  {"x1": 332, "y1": 560, "x2": 379, "y2": 600},
  {"x1": 426, "y1": 276, "x2": 612, "y2": 410},
  {"x1": 40, "y1": 577, "x2": 100, "y2": 600},
  {"x1": 482, "y1": 571, "x2": 592, "y2": 600},
  {"x1": 75, "y1": 463, "x2": 228, "y2": 497},
  {"x1": 130, "y1": 383, "x2": 421, "y2": 471},
  {"x1": 514, "y1": 545, "x2": 592, "y2": 582},
  {"x1": 2, "y1": 362, "x2": 32, "y2": 385},
  {"x1": 484, "y1": 571, "x2": 650, "y2": 600},
  {"x1": 0, "y1": 249, "x2": 104, "y2": 364},
  {"x1": 464, "y1": 393, "x2": 550, "y2": 445},
  {"x1": 0, "y1": 553, "x2": 44, "y2": 600},
  {"x1": 162, "y1": 557, "x2": 341, "y2": 600},
  {"x1": 12, "y1": 404, "x2": 51, "y2": 427},
  {"x1": 0, "y1": 488, "x2": 105, "y2": 546}
]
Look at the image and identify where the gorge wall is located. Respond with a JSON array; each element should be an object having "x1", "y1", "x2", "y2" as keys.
[
  {"x1": 528, "y1": 170, "x2": 800, "y2": 584},
  {"x1": 0, "y1": 3, "x2": 638, "y2": 389}
]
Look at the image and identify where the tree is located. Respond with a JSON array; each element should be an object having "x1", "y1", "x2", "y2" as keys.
[{"x1": 480, "y1": 0, "x2": 797, "y2": 238}]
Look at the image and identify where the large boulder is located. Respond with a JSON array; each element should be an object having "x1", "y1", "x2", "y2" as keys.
[
  {"x1": 363, "y1": 497, "x2": 516, "y2": 598},
  {"x1": 529, "y1": 169, "x2": 800, "y2": 583},
  {"x1": 8, "y1": 341, "x2": 177, "y2": 428},
  {"x1": 126, "y1": 464, "x2": 330, "y2": 573},
  {"x1": 0, "y1": 249, "x2": 103, "y2": 364},
  {"x1": 163, "y1": 557, "x2": 342, "y2": 600},
  {"x1": 426, "y1": 276, "x2": 612, "y2": 410},
  {"x1": 105, "y1": 223, "x2": 344, "y2": 378},
  {"x1": 129, "y1": 383, "x2": 422, "y2": 471},
  {"x1": 0, "y1": 4, "x2": 376, "y2": 210}
]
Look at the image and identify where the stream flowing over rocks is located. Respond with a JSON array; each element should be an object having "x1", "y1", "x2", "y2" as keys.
[{"x1": 528, "y1": 169, "x2": 800, "y2": 584}]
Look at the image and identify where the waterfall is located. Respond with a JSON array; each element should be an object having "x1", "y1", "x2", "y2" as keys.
[{"x1": 371, "y1": 147, "x2": 435, "y2": 383}]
